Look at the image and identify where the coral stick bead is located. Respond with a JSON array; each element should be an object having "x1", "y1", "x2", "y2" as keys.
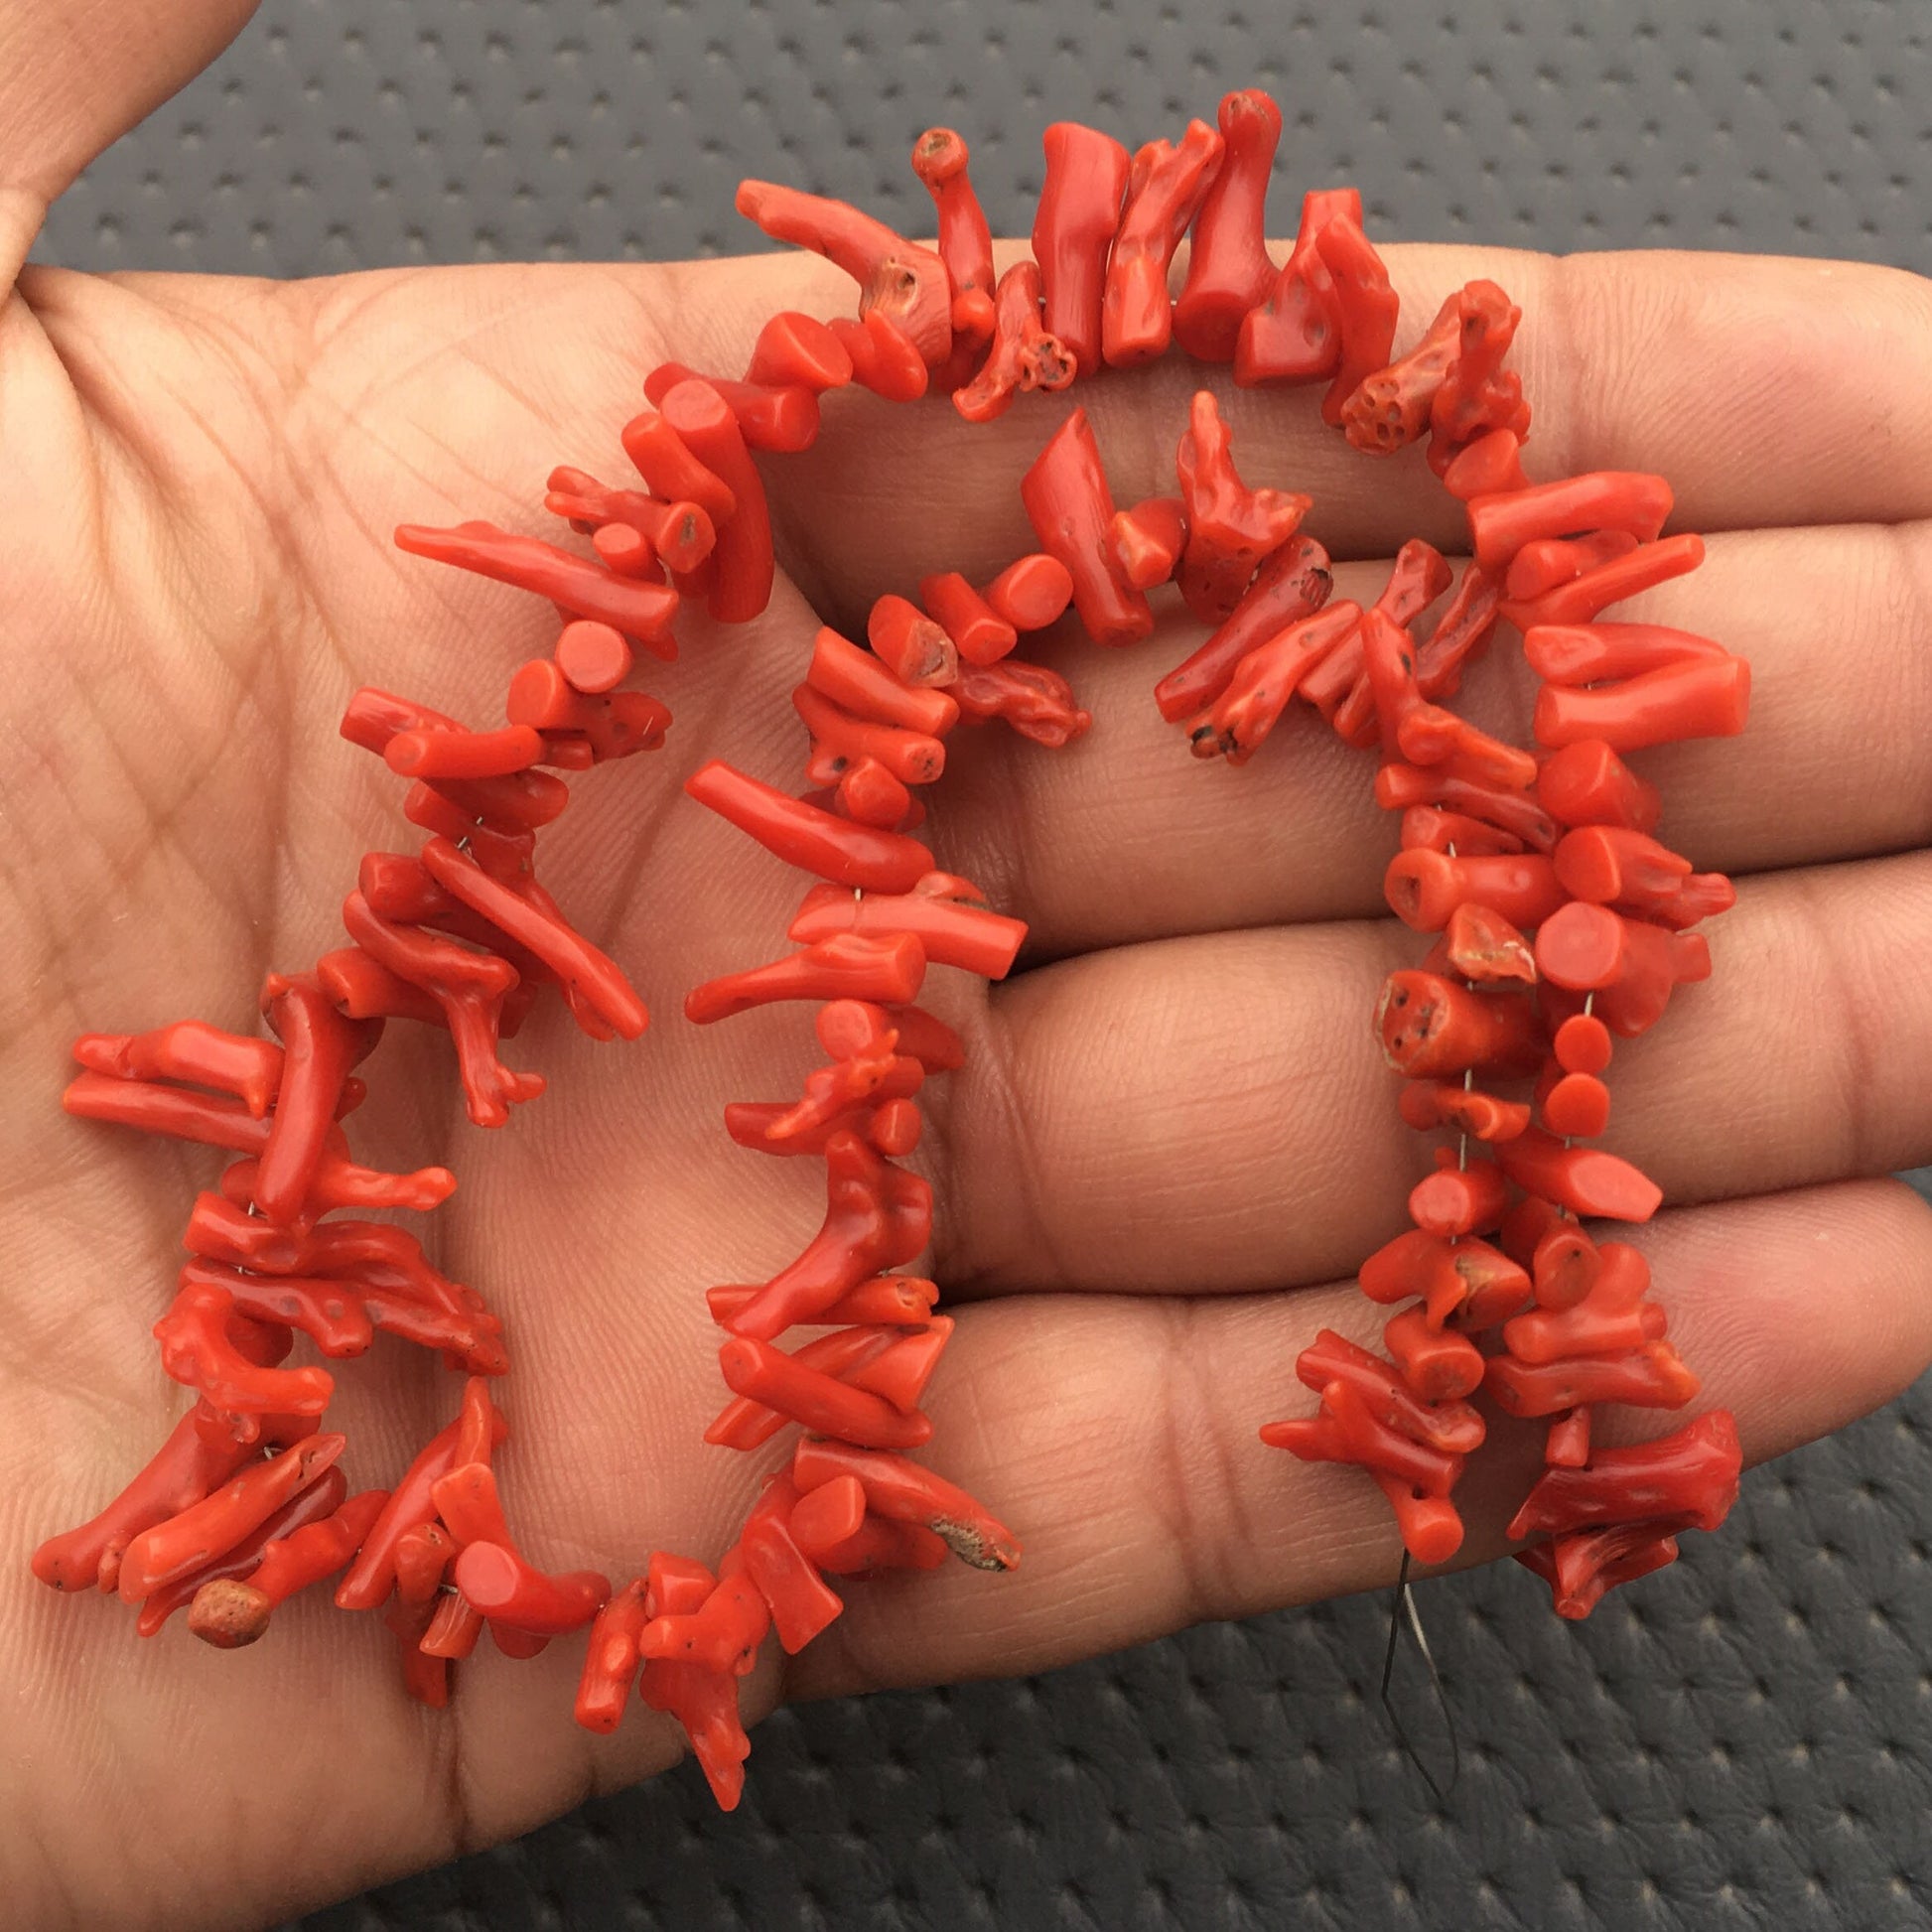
[
  {"x1": 1543, "y1": 1070, "x2": 1611, "y2": 1139},
  {"x1": 1341, "y1": 291, "x2": 1463, "y2": 456},
  {"x1": 422, "y1": 837, "x2": 648, "y2": 1038},
  {"x1": 658, "y1": 379, "x2": 774, "y2": 623},
  {"x1": 1384, "y1": 850, "x2": 1568, "y2": 935},
  {"x1": 1501, "y1": 532, "x2": 1706, "y2": 629},
  {"x1": 1185, "y1": 601, "x2": 1360, "y2": 762},
  {"x1": 830, "y1": 312, "x2": 930, "y2": 401},
  {"x1": 790, "y1": 1440, "x2": 1021, "y2": 1571},
  {"x1": 393, "y1": 522, "x2": 679, "y2": 654},
  {"x1": 575, "y1": 1579, "x2": 650, "y2": 1730},
  {"x1": 1289, "y1": 1329, "x2": 1485, "y2": 1453},
  {"x1": 643, "y1": 361, "x2": 820, "y2": 453},
  {"x1": 1384, "y1": 1306, "x2": 1486, "y2": 1402},
  {"x1": 1504, "y1": 532, "x2": 1638, "y2": 604},
  {"x1": 1267, "y1": 1376, "x2": 1468, "y2": 1498},
  {"x1": 747, "y1": 311, "x2": 855, "y2": 393},
  {"x1": 952, "y1": 259, "x2": 1075, "y2": 422},
  {"x1": 1102, "y1": 119, "x2": 1226, "y2": 367},
  {"x1": 1369, "y1": 1472, "x2": 1466, "y2": 1567},
  {"x1": 1173, "y1": 88, "x2": 1283, "y2": 360},
  {"x1": 1398, "y1": 1080, "x2": 1531, "y2": 1143},
  {"x1": 1402, "y1": 807, "x2": 1524, "y2": 858},
  {"x1": 1495, "y1": 1128, "x2": 1662, "y2": 1222},
  {"x1": 868, "y1": 593, "x2": 960, "y2": 688},
  {"x1": 738, "y1": 1477, "x2": 846, "y2": 1653},
  {"x1": 789, "y1": 883, "x2": 1026, "y2": 979},
  {"x1": 703, "y1": 1329, "x2": 897, "y2": 1449},
  {"x1": 806, "y1": 628, "x2": 959, "y2": 737},
  {"x1": 1465, "y1": 471, "x2": 1673, "y2": 572},
  {"x1": 454, "y1": 1542, "x2": 611, "y2": 1635},
  {"x1": 1535, "y1": 655, "x2": 1751, "y2": 753},
  {"x1": 1032, "y1": 122, "x2": 1133, "y2": 377},
  {"x1": 72, "y1": 1022, "x2": 284, "y2": 1119},
  {"x1": 1502, "y1": 1243, "x2": 1665, "y2": 1362},
  {"x1": 920, "y1": 571, "x2": 1018, "y2": 666},
  {"x1": 982, "y1": 553, "x2": 1074, "y2": 632},
  {"x1": 554, "y1": 620, "x2": 633, "y2": 695},
  {"x1": 1536, "y1": 738, "x2": 1663, "y2": 834},
  {"x1": 1154, "y1": 532, "x2": 1334, "y2": 723},
  {"x1": 1524, "y1": 621, "x2": 1727, "y2": 686},
  {"x1": 911, "y1": 126, "x2": 995, "y2": 332},
  {"x1": 1441, "y1": 428, "x2": 1530, "y2": 501},
  {"x1": 32, "y1": 1409, "x2": 266, "y2": 1595},
  {"x1": 718, "y1": 1336, "x2": 933, "y2": 1449},
  {"x1": 1377, "y1": 971, "x2": 1546, "y2": 1079},
  {"x1": 621, "y1": 409, "x2": 737, "y2": 524},
  {"x1": 1410, "y1": 1153, "x2": 1508, "y2": 1237},
  {"x1": 794, "y1": 684, "x2": 946, "y2": 785},
  {"x1": 686, "y1": 934, "x2": 928, "y2": 1025},
  {"x1": 734, "y1": 179, "x2": 951, "y2": 367},
  {"x1": 1516, "y1": 1519, "x2": 1685, "y2": 1620},
  {"x1": 1536, "y1": 901, "x2": 1711, "y2": 1034},
  {"x1": 1554, "y1": 1012, "x2": 1613, "y2": 1075},
  {"x1": 1443, "y1": 903, "x2": 1538, "y2": 986},
  {"x1": 1020, "y1": 408, "x2": 1155, "y2": 646},
  {"x1": 1312, "y1": 214, "x2": 1400, "y2": 426},
  {"x1": 685, "y1": 760, "x2": 933, "y2": 892},
  {"x1": 117, "y1": 1434, "x2": 345, "y2": 1602},
  {"x1": 1174, "y1": 391, "x2": 1311, "y2": 621}
]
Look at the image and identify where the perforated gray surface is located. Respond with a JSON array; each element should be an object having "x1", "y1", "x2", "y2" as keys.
[{"x1": 33, "y1": 2, "x2": 1932, "y2": 1927}]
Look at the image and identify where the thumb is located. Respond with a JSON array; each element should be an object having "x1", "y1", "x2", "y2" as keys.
[{"x1": 0, "y1": 0, "x2": 258, "y2": 285}]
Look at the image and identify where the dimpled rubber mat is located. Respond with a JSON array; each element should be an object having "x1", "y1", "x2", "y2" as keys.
[{"x1": 30, "y1": 2, "x2": 1932, "y2": 1926}]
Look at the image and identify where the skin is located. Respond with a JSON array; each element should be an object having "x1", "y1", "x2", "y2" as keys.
[{"x1": 4, "y1": 4, "x2": 1932, "y2": 1925}]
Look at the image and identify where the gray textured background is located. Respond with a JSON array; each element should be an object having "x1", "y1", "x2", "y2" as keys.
[{"x1": 34, "y1": 2, "x2": 1932, "y2": 1927}]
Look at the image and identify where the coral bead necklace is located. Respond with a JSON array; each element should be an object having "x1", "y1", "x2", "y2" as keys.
[{"x1": 33, "y1": 88, "x2": 1744, "y2": 1810}]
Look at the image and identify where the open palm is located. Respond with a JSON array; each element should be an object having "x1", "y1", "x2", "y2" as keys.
[{"x1": 6, "y1": 8, "x2": 1932, "y2": 1928}]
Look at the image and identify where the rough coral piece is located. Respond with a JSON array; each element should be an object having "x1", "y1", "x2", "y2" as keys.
[
  {"x1": 948, "y1": 657, "x2": 1093, "y2": 748},
  {"x1": 1234, "y1": 186, "x2": 1361, "y2": 386},
  {"x1": 1340, "y1": 290, "x2": 1463, "y2": 455},
  {"x1": 1173, "y1": 391, "x2": 1312, "y2": 621},
  {"x1": 953, "y1": 259, "x2": 1077, "y2": 422}
]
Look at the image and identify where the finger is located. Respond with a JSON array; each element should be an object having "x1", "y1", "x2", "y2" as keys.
[
  {"x1": 930, "y1": 517, "x2": 1932, "y2": 960},
  {"x1": 935, "y1": 850, "x2": 1932, "y2": 1297},
  {"x1": 0, "y1": 0, "x2": 259, "y2": 284},
  {"x1": 667, "y1": 243, "x2": 1932, "y2": 601},
  {"x1": 786, "y1": 1178, "x2": 1932, "y2": 1700}
]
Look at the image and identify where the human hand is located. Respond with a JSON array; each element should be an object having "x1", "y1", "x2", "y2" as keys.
[{"x1": 6, "y1": 4, "x2": 1932, "y2": 1925}]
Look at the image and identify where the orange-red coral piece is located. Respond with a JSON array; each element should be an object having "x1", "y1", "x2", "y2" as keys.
[
  {"x1": 1173, "y1": 89, "x2": 1283, "y2": 361},
  {"x1": 1020, "y1": 407, "x2": 1155, "y2": 646}
]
